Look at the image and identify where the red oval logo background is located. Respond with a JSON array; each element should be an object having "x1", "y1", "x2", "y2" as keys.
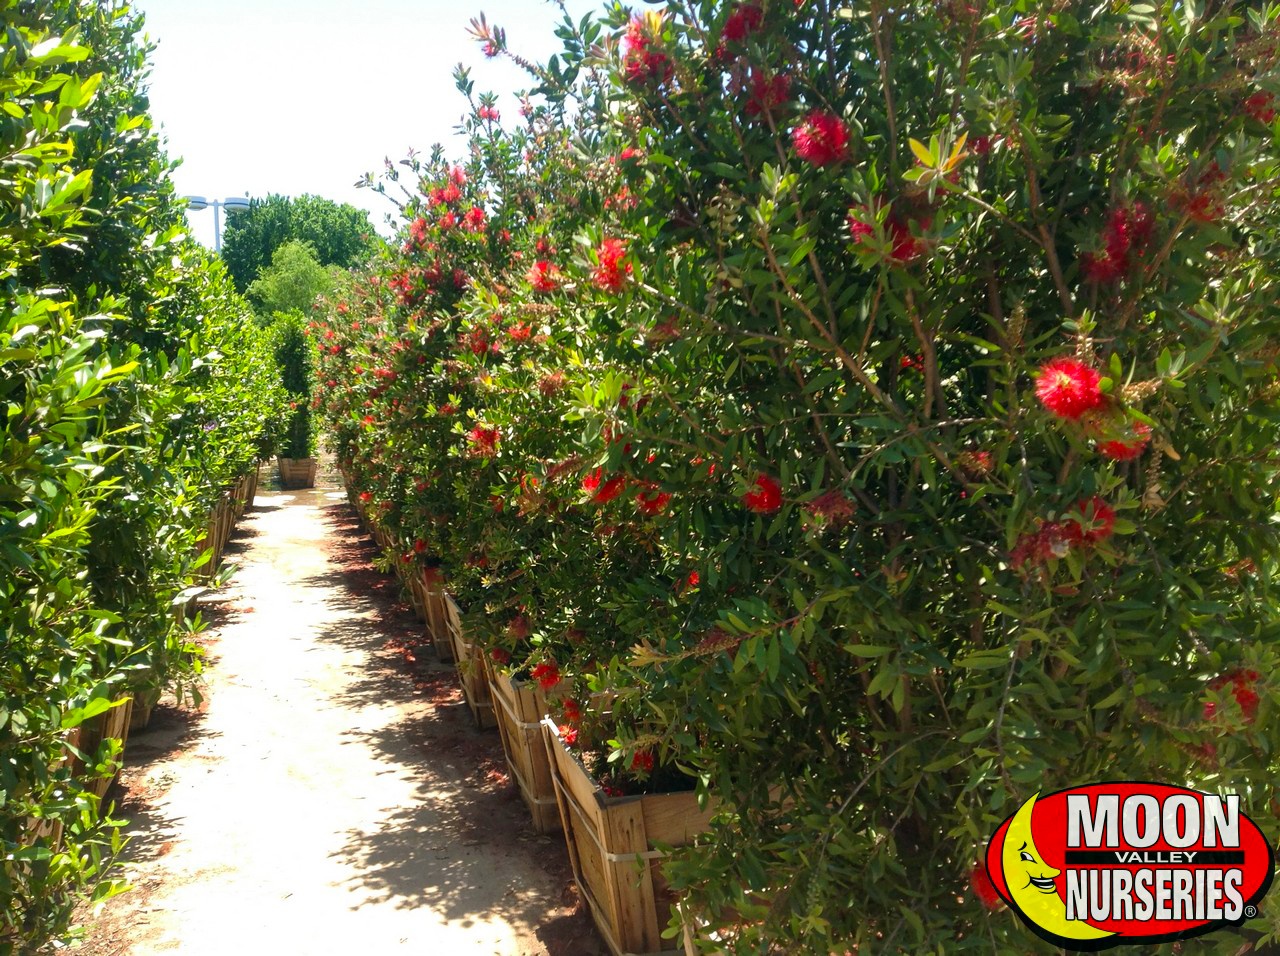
[{"x1": 986, "y1": 782, "x2": 1274, "y2": 950}]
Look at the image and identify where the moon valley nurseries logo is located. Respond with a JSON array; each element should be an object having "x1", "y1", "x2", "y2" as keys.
[{"x1": 985, "y1": 782, "x2": 1274, "y2": 951}]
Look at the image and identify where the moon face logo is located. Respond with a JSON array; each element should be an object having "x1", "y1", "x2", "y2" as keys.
[{"x1": 999, "y1": 793, "x2": 1114, "y2": 944}]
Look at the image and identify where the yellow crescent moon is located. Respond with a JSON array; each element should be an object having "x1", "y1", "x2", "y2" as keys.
[{"x1": 1002, "y1": 793, "x2": 1114, "y2": 943}]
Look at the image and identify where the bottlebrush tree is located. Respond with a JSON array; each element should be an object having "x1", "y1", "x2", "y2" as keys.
[
  {"x1": 321, "y1": 0, "x2": 1280, "y2": 951},
  {"x1": 536, "y1": 1, "x2": 1280, "y2": 951}
]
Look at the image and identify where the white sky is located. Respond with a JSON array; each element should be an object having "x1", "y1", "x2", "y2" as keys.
[{"x1": 135, "y1": 0, "x2": 600, "y2": 247}]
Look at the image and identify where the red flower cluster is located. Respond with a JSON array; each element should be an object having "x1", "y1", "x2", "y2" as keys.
[
  {"x1": 622, "y1": 17, "x2": 672, "y2": 85},
  {"x1": 526, "y1": 259, "x2": 560, "y2": 292},
  {"x1": 530, "y1": 661, "x2": 561, "y2": 690},
  {"x1": 630, "y1": 750, "x2": 655, "y2": 773},
  {"x1": 468, "y1": 425, "x2": 499, "y2": 457},
  {"x1": 743, "y1": 474, "x2": 783, "y2": 513},
  {"x1": 538, "y1": 371, "x2": 566, "y2": 396},
  {"x1": 583, "y1": 468, "x2": 627, "y2": 503},
  {"x1": 635, "y1": 486, "x2": 672, "y2": 516},
  {"x1": 431, "y1": 183, "x2": 462, "y2": 206},
  {"x1": 970, "y1": 864, "x2": 1003, "y2": 910},
  {"x1": 1080, "y1": 202, "x2": 1153, "y2": 283},
  {"x1": 476, "y1": 105, "x2": 499, "y2": 121},
  {"x1": 792, "y1": 111, "x2": 850, "y2": 166},
  {"x1": 722, "y1": 3, "x2": 763, "y2": 43},
  {"x1": 743, "y1": 69, "x2": 791, "y2": 118},
  {"x1": 1244, "y1": 91, "x2": 1277, "y2": 124},
  {"x1": 805, "y1": 489, "x2": 855, "y2": 527},
  {"x1": 1035, "y1": 358, "x2": 1105, "y2": 421},
  {"x1": 847, "y1": 204, "x2": 925, "y2": 263},
  {"x1": 490, "y1": 647, "x2": 512, "y2": 665},
  {"x1": 463, "y1": 206, "x2": 486, "y2": 231},
  {"x1": 507, "y1": 323, "x2": 532, "y2": 343},
  {"x1": 1011, "y1": 497, "x2": 1117, "y2": 568},
  {"x1": 409, "y1": 217, "x2": 429, "y2": 246},
  {"x1": 559, "y1": 724, "x2": 579, "y2": 746},
  {"x1": 592, "y1": 238, "x2": 632, "y2": 292},
  {"x1": 1096, "y1": 420, "x2": 1152, "y2": 461},
  {"x1": 1203, "y1": 669, "x2": 1261, "y2": 723}
]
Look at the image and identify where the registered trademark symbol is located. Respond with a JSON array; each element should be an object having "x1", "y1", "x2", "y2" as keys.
[{"x1": 1245, "y1": 906, "x2": 1257, "y2": 918}]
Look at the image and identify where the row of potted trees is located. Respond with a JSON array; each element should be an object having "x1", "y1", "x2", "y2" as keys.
[
  {"x1": 318, "y1": 1, "x2": 1280, "y2": 952},
  {"x1": 1, "y1": 2, "x2": 291, "y2": 948}
]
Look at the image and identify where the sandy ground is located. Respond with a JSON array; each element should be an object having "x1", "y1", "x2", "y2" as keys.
[{"x1": 72, "y1": 461, "x2": 604, "y2": 956}]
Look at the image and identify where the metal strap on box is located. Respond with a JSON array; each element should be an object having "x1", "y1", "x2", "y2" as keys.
[
  {"x1": 493, "y1": 682, "x2": 543, "y2": 731},
  {"x1": 549, "y1": 772, "x2": 665, "y2": 864}
]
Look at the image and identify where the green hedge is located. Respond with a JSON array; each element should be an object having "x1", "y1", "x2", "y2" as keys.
[{"x1": 0, "y1": 2, "x2": 287, "y2": 949}]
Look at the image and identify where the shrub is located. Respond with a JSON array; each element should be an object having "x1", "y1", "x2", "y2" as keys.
[{"x1": 321, "y1": 1, "x2": 1280, "y2": 951}]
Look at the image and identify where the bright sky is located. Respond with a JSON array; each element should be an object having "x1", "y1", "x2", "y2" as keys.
[{"x1": 135, "y1": 0, "x2": 600, "y2": 247}]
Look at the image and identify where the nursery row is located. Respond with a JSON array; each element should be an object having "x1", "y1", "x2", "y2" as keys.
[
  {"x1": 317, "y1": 1, "x2": 1280, "y2": 952},
  {"x1": 1, "y1": 2, "x2": 291, "y2": 949}
]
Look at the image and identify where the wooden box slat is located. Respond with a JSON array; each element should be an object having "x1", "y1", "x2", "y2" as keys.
[{"x1": 542, "y1": 719, "x2": 707, "y2": 956}]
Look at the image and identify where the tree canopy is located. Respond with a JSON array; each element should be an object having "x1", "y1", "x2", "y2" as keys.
[{"x1": 219, "y1": 193, "x2": 377, "y2": 292}]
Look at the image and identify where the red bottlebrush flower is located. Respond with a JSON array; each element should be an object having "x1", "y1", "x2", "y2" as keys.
[
  {"x1": 1096, "y1": 421, "x2": 1152, "y2": 461},
  {"x1": 792, "y1": 110, "x2": 850, "y2": 166},
  {"x1": 686, "y1": 571, "x2": 700, "y2": 589},
  {"x1": 630, "y1": 750, "x2": 655, "y2": 773},
  {"x1": 969, "y1": 135, "x2": 994, "y2": 156},
  {"x1": 476, "y1": 105, "x2": 500, "y2": 121},
  {"x1": 538, "y1": 371, "x2": 566, "y2": 396},
  {"x1": 742, "y1": 474, "x2": 783, "y2": 514},
  {"x1": 413, "y1": 538, "x2": 427, "y2": 554},
  {"x1": 805, "y1": 490, "x2": 855, "y2": 527},
  {"x1": 1010, "y1": 521, "x2": 1075, "y2": 568},
  {"x1": 970, "y1": 864, "x2": 1003, "y2": 910},
  {"x1": 507, "y1": 323, "x2": 532, "y2": 343},
  {"x1": 1081, "y1": 202, "x2": 1154, "y2": 283},
  {"x1": 622, "y1": 17, "x2": 672, "y2": 85},
  {"x1": 635, "y1": 487, "x2": 672, "y2": 516},
  {"x1": 409, "y1": 217, "x2": 429, "y2": 246},
  {"x1": 957, "y1": 450, "x2": 994, "y2": 475},
  {"x1": 530, "y1": 661, "x2": 561, "y2": 690},
  {"x1": 1204, "y1": 669, "x2": 1262, "y2": 723},
  {"x1": 358, "y1": 491, "x2": 373, "y2": 503},
  {"x1": 535, "y1": 236, "x2": 555, "y2": 255},
  {"x1": 463, "y1": 206, "x2": 487, "y2": 231},
  {"x1": 1063, "y1": 496, "x2": 1117, "y2": 545},
  {"x1": 595, "y1": 474, "x2": 627, "y2": 503},
  {"x1": 526, "y1": 259, "x2": 560, "y2": 292},
  {"x1": 888, "y1": 217, "x2": 925, "y2": 262},
  {"x1": 1035, "y1": 358, "x2": 1105, "y2": 420},
  {"x1": 593, "y1": 237, "x2": 632, "y2": 292},
  {"x1": 439, "y1": 211, "x2": 458, "y2": 231},
  {"x1": 482, "y1": 40, "x2": 498, "y2": 57},
  {"x1": 560, "y1": 725, "x2": 579, "y2": 746},
  {"x1": 583, "y1": 468, "x2": 627, "y2": 502},
  {"x1": 1244, "y1": 91, "x2": 1277, "y2": 124},
  {"x1": 490, "y1": 647, "x2": 512, "y2": 665},
  {"x1": 743, "y1": 68, "x2": 791, "y2": 118},
  {"x1": 619, "y1": 146, "x2": 643, "y2": 162},
  {"x1": 847, "y1": 206, "x2": 875, "y2": 243},
  {"x1": 438, "y1": 403, "x2": 456, "y2": 416},
  {"x1": 468, "y1": 425, "x2": 499, "y2": 457},
  {"x1": 722, "y1": 3, "x2": 763, "y2": 43}
]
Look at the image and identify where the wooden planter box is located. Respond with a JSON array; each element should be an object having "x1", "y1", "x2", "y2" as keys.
[
  {"x1": 444, "y1": 595, "x2": 495, "y2": 728},
  {"x1": 542, "y1": 720, "x2": 715, "y2": 956},
  {"x1": 68, "y1": 697, "x2": 134, "y2": 800},
  {"x1": 425, "y1": 584, "x2": 454, "y2": 663},
  {"x1": 488, "y1": 664, "x2": 560, "y2": 833},
  {"x1": 277, "y1": 456, "x2": 318, "y2": 489}
]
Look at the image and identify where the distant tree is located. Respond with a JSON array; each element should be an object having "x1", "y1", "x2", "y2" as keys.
[
  {"x1": 220, "y1": 193, "x2": 376, "y2": 292},
  {"x1": 246, "y1": 240, "x2": 334, "y2": 318}
]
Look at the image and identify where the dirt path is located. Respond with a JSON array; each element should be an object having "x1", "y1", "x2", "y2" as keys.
[{"x1": 75, "y1": 462, "x2": 603, "y2": 955}]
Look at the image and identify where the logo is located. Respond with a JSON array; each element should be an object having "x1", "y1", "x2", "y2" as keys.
[{"x1": 986, "y1": 782, "x2": 1274, "y2": 951}]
